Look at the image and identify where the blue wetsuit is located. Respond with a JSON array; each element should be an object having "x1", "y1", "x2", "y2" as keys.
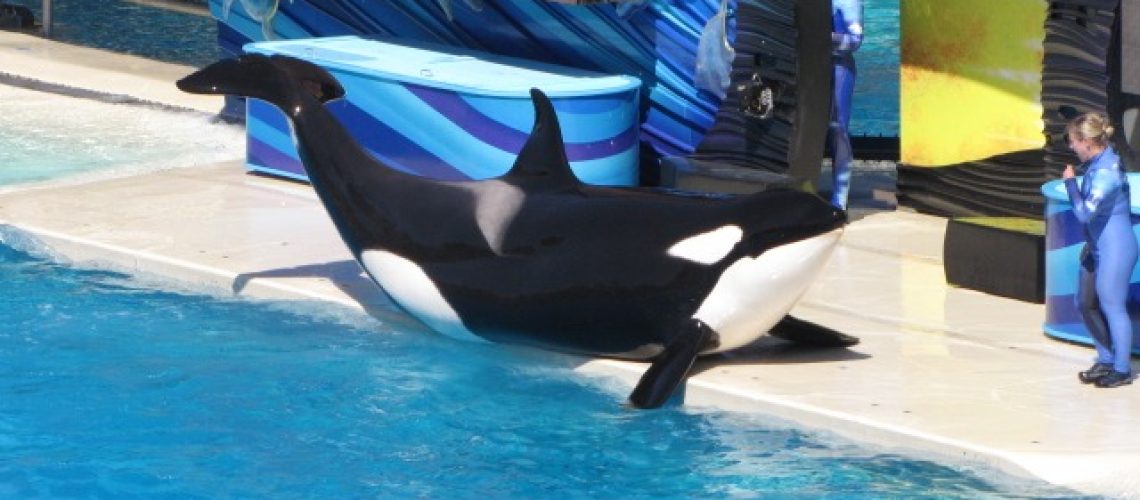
[
  {"x1": 1064, "y1": 146, "x2": 1137, "y2": 374},
  {"x1": 829, "y1": 0, "x2": 862, "y2": 209}
]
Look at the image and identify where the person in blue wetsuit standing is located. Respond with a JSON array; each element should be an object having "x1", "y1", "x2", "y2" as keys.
[
  {"x1": 829, "y1": 0, "x2": 863, "y2": 209},
  {"x1": 1063, "y1": 112, "x2": 1137, "y2": 388}
]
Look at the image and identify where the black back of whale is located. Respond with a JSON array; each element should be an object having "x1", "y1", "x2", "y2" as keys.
[{"x1": 178, "y1": 55, "x2": 847, "y2": 406}]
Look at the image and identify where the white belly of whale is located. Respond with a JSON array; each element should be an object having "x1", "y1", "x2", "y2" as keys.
[
  {"x1": 359, "y1": 250, "x2": 487, "y2": 343},
  {"x1": 694, "y1": 228, "x2": 843, "y2": 353},
  {"x1": 360, "y1": 228, "x2": 841, "y2": 352}
]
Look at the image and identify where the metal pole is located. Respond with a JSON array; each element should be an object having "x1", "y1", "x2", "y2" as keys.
[{"x1": 42, "y1": 0, "x2": 53, "y2": 38}]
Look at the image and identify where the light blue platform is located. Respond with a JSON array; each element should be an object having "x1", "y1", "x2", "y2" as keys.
[
  {"x1": 1041, "y1": 175, "x2": 1140, "y2": 354},
  {"x1": 244, "y1": 36, "x2": 641, "y2": 184}
]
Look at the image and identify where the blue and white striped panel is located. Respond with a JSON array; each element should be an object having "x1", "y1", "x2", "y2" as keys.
[
  {"x1": 210, "y1": 0, "x2": 727, "y2": 159},
  {"x1": 246, "y1": 74, "x2": 640, "y2": 185}
]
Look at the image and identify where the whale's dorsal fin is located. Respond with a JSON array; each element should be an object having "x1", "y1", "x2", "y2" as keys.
[{"x1": 502, "y1": 89, "x2": 580, "y2": 187}]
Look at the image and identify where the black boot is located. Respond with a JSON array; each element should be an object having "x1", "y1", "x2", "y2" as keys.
[
  {"x1": 1078, "y1": 363, "x2": 1114, "y2": 384},
  {"x1": 1094, "y1": 370, "x2": 1133, "y2": 388}
]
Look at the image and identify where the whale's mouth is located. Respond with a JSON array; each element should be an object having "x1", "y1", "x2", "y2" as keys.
[
  {"x1": 742, "y1": 197, "x2": 847, "y2": 257},
  {"x1": 176, "y1": 58, "x2": 246, "y2": 96},
  {"x1": 694, "y1": 227, "x2": 844, "y2": 354},
  {"x1": 783, "y1": 206, "x2": 848, "y2": 246}
]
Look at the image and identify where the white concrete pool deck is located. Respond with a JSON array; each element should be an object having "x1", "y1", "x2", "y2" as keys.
[{"x1": 2, "y1": 32, "x2": 1139, "y2": 498}]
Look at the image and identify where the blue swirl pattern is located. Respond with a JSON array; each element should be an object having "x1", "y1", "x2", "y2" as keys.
[{"x1": 211, "y1": 0, "x2": 729, "y2": 170}]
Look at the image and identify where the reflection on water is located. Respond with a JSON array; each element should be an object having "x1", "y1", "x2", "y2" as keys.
[{"x1": 0, "y1": 84, "x2": 244, "y2": 188}]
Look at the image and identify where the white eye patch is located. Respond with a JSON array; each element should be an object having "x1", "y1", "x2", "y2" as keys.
[{"x1": 666, "y1": 225, "x2": 743, "y2": 265}]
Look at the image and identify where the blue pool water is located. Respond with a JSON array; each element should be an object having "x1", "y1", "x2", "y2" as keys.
[
  {"x1": 9, "y1": 0, "x2": 218, "y2": 68},
  {"x1": 0, "y1": 236, "x2": 1083, "y2": 498},
  {"x1": 852, "y1": 0, "x2": 900, "y2": 137}
]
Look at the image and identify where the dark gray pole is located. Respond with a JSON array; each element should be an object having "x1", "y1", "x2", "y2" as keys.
[{"x1": 42, "y1": 0, "x2": 53, "y2": 37}]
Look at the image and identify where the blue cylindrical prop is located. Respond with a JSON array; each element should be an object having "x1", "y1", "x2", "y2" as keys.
[{"x1": 1041, "y1": 176, "x2": 1140, "y2": 353}]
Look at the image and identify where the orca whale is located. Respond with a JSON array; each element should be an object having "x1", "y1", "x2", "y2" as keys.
[{"x1": 177, "y1": 54, "x2": 850, "y2": 408}]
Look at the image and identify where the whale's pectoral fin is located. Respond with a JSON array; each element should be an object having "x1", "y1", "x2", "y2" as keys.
[
  {"x1": 627, "y1": 319, "x2": 715, "y2": 409},
  {"x1": 768, "y1": 314, "x2": 859, "y2": 347},
  {"x1": 501, "y1": 89, "x2": 580, "y2": 187}
]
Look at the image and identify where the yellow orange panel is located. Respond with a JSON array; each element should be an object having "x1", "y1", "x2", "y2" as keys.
[{"x1": 901, "y1": 0, "x2": 1046, "y2": 167}]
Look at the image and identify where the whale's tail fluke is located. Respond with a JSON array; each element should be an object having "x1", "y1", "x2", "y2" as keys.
[{"x1": 177, "y1": 55, "x2": 345, "y2": 114}]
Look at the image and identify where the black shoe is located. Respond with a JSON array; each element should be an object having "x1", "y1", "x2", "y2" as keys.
[
  {"x1": 1094, "y1": 371, "x2": 1133, "y2": 388},
  {"x1": 1078, "y1": 363, "x2": 1114, "y2": 384}
]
